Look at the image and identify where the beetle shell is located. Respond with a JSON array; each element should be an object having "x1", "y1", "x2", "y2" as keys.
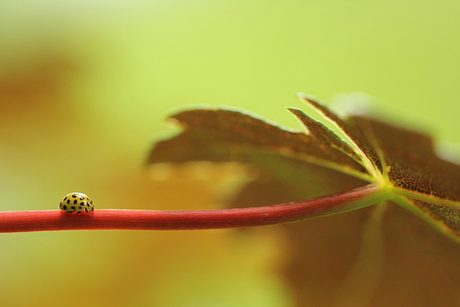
[{"x1": 59, "y1": 192, "x2": 94, "y2": 216}]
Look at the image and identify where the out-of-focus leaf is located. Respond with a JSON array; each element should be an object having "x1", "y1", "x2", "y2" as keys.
[{"x1": 274, "y1": 201, "x2": 460, "y2": 307}]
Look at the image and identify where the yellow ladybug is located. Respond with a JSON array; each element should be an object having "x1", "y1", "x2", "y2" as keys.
[{"x1": 59, "y1": 192, "x2": 94, "y2": 216}]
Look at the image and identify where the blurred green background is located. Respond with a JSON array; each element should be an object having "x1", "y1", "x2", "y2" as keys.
[{"x1": 1, "y1": 1, "x2": 460, "y2": 306}]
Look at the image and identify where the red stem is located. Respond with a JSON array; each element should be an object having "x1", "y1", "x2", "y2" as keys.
[{"x1": 0, "y1": 183, "x2": 384, "y2": 233}]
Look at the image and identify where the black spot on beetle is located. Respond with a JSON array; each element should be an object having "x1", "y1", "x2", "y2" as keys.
[
  {"x1": 63, "y1": 197, "x2": 67, "y2": 200},
  {"x1": 72, "y1": 194, "x2": 77, "y2": 198},
  {"x1": 67, "y1": 199, "x2": 71, "y2": 204},
  {"x1": 80, "y1": 202, "x2": 85, "y2": 206},
  {"x1": 71, "y1": 206, "x2": 75, "y2": 210},
  {"x1": 80, "y1": 196, "x2": 84, "y2": 200},
  {"x1": 63, "y1": 205, "x2": 67, "y2": 210},
  {"x1": 73, "y1": 200, "x2": 77, "y2": 204}
]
